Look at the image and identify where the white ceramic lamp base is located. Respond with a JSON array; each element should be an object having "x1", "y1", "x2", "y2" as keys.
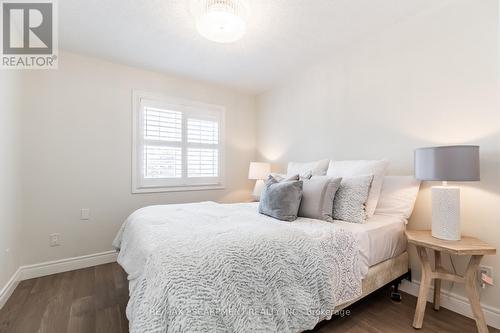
[{"x1": 431, "y1": 186, "x2": 461, "y2": 241}]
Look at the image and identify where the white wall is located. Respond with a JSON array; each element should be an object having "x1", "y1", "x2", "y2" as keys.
[
  {"x1": 257, "y1": 0, "x2": 500, "y2": 312},
  {"x1": 18, "y1": 51, "x2": 257, "y2": 265},
  {"x1": 0, "y1": 72, "x2": 23, "y2": 289}
]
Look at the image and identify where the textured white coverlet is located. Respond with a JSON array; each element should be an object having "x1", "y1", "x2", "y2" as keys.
[{"x1": 113, "y1": 202, "x2": 362, "y2": 333}]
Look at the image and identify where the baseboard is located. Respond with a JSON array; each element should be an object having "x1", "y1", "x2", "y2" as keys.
[
  {"x1": 0, "y1": 250, "x2": 117, "y2": 310},
  {"x1": 0, "y1": 267, "x2": 22, "y2": 310},
  {"x1": 20, "y1": 250, "x2": 118, "y2": 280},
  {"x1": 400, "y1": 279, "x2": 500, "y2": 329}
]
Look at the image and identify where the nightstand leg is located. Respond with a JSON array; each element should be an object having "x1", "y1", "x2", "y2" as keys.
[
  {"x1": 465, "y1": 255, "x2": 489, "y2": 333},
  {"x1": 413, "y1": 246, "x2": 432, "y2": 329},
  {"x1": 433, "y1": 250, "x2": 441, "y2": 311}
]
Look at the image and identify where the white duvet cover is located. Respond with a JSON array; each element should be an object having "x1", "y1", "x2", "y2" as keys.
[{"x1": 113, "y1": 202, "x2": 363, "y2": 333}]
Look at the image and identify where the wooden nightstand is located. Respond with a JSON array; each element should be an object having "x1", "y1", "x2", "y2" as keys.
[{"x1": 406, "y1": 230, "x2": 496, "y2": 333}]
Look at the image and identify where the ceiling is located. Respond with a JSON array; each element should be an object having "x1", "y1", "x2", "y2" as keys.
[{"x1": 60, "y1": 0, "x2": 449, "y2": 94}]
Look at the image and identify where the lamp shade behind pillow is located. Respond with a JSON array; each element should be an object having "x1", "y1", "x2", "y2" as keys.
[
  {"x1": 248, "y1": 162, "x2": 271, "y2": 180},
  {"x1": 259, "y1": 176, "x2": 303, "y2": 221}
]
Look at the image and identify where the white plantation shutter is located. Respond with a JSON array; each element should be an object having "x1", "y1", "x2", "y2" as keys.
[
  {"x1": 187, "y1": 117, "x2": 219, "y2": 177},
  {"x1": 144, "y1": 145, "x2": 182, "y2": 178},
  {"x1": 133, "y1": 93, "x2": 225, "y2": 193},
  {"x1": 187, "y1": 118, "x2": 219, "y2": 144},
  {"x1": 188, "y1": 148, "x2": 219, "y2": 177},
  {"x1": 143, "y1": 108, "x2": 183, "y2": 179},
  {"x1": 144, "y1": 108, "x2": 182, "y2": 142}
]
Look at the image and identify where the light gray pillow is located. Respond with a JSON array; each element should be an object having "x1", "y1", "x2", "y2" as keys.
[
  {"x1": 259, "y1": 176, "x2": 303, "y2": 221},
  {"x1": 298, "y1": 176, "x2": 342, "y2": 221},
  {"x1": 333, "y1": 175, "x2": 374, "y2": 223}
]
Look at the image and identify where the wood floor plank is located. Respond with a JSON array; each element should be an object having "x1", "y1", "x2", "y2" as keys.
[
  {"x1": 96, "y1": 305, "x2": 124, "y2": 333},
  {"x1": 112, "y1": 263, "x2": 127, "y2": 291},
  {"x1": 95, "y1": 264, "x2": 118, "y2": 311},
  {"x1": 5, "y1": 271, "x2": 76, "y2": 333},
  {"x1": 72, "y1": 266, "x2": 95, "y2": 300},
  {"x1": 7, "y1": 289, "x2": 54, "y2": 333},
  {"x1": 67, "y1": 295, "x2": 96, "y2": 333},
  {"x1": 111, "y1": 262, "x2": 130, "y2": 332},
  {"x1": 0, "y1": 280, "x2": 35, "y2": 333},
  {"x1": 1, "y1": 262, "x2": 499, "y2": 333},
  {"x1": 29, "y1": 272, "x2": 64, "y2": 295},
  {"x1": 38, "y1": 270, "x2": 75, "y2": 333}
]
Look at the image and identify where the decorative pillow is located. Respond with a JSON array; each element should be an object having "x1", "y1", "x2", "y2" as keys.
[
  {"x1": 333, "y1": 175, "x2": 374, "y2": 224},
  {"x1": 259, "y1": 176, "x2": 303, "y2": 221},
  {"x1": 287, "y1": 159, "x2": 329, "y2": 177},
  {"x1": 375, "y1": 176, "x2": 421, "y2": 222},
  {"x1": 298, "y1": 176, "x2": 342, "y2": 221},
  {"x1": 327, "y1": 159, "x2": 389, "y2": 218}
]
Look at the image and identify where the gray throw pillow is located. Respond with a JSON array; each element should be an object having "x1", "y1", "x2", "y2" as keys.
[
  {"x1": 333, "y1": 175, "x2": 374, "y2": 223},
  {"x1": 259, "y1": 176, "x2": 303, "y2": 221},
  {"x1": 298, "y1": 176, "x2": 342, "y2": 221}
]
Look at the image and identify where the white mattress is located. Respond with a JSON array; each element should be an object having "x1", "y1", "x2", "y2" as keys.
[{"x1": 332, "y1": 214, "x2": 407, "y2": 277}]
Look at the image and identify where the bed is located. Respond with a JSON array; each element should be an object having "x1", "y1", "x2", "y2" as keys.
[{"x1": 113, "y1": 201, "x2": 410, "y2": 333}]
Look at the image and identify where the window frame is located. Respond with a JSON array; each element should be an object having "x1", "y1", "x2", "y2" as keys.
[{"x1": 132, "y1": 90, "x2": 226, "y2": 193}]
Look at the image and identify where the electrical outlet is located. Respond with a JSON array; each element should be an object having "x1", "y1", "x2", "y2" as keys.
[
  {"x1": 478, "y1": 265, "x2": 493, "y2": 288},
  {"x1": 80, "y1": 208, "x2": 90, "y2": 220},
  {"x1": 49, "y1": 233, "x2": 61, "y2": 247}
]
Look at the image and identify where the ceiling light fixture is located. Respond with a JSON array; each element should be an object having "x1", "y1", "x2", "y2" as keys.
[{"x1": 194, "y1": 0, "x2": 248, "y2": 43}]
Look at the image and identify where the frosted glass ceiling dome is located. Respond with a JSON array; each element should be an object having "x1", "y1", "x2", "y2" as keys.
[{"x1": 194, "y1": 0, "x2": 248, "y2": 43}]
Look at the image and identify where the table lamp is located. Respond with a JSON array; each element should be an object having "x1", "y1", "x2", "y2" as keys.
[
  {"x1": 415, "y1": 145, "x2": 480, "y2": 241},
  {"x1": 248, "y1": 162, "x2": 271, "y2": 200}
]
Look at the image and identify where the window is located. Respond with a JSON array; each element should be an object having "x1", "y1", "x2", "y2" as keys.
[{"x1": 132, "y1": 91, "x2": 225, "y2": 193}]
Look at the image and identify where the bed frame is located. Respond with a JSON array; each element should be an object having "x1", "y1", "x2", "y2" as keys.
[{"x1": 334, "y1": 251, "x2": 411, "y2": 311}]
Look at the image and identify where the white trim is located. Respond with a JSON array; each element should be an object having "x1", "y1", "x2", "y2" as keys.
[
  {"x1": 0, "y1": 267, "x2": 22, "y2": 310},
  {"x1": 400, "y1": 279, "x2": 500, "y2": 329},
  {"x1": 0, "y1": 250, "x2": 117, "y2": 310},
  {"x1": 20, "y1": 250, "x2": 118, "y2": 280}
]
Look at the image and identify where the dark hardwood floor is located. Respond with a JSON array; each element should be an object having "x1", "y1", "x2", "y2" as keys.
[
  {"x1": 0, "y1": 262, "x2": 497, "y2": 333},
  {"x1": 0, "y1": 263, "x2": 129, "y2": 333}
]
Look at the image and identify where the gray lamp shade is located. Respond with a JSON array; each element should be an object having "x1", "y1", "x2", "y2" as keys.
[{"x1": 414, "y1": 145, "x2": 480, "y2": 181}]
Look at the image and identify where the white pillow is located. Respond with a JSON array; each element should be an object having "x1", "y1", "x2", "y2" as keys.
[
  {"x1": 271, "y1": 172, "x2": 311, "y2": 181},
  {"x1": 375, "y1": 176, "x2": 421, "y2": 221},
  {"x1": 327, "y1": 159, "x2": 389, "y2": 218},
  {"x1": 287, "y1": 159, "x2": 329, "y2": 177}
]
